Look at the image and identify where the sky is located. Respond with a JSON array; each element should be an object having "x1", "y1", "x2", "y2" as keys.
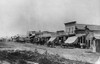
[{"x1": 0, "y1": 0, "x2": 100, "y2": 37}]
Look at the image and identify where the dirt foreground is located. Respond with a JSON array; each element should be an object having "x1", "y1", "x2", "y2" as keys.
[{"x1": 0, "y1": 42, "x2": 100, "y2": 64}]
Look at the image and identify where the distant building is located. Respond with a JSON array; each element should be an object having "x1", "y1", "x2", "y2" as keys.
[
  {"x1": 36, "y1": 31, "x2": 54, "y2": 37},
  {"x1": 56, "y1": 30, "x2": 66, "y2": 36},
  {"x1": 27, "y1": 31, "x2": 37, "y2": 37},
  {"x1": 27, "y1": 30, "x2": 56, "y2": 38}
]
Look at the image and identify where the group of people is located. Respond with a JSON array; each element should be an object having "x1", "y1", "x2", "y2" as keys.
[{"x1": 29, "y1": 36, "x2": 50, "y2": 45}]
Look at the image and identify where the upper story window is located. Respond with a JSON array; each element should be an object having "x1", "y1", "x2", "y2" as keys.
[
  {"x1": 66, "y1": 27, "x2": 69, "y2": 33},
  {"x1": 69, "y1": 28, "x2": 70, "y2": 33},
  {"x1": 72, "y1": 27, "x2": 75, "y2": 33},
  {"x1": 72, "y1": 27, "x2": 73, "y2": 33}
]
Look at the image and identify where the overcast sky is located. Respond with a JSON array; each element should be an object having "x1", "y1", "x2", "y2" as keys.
[{"x1": 0, "y1": 0, "x2": 100, "y2": 37}]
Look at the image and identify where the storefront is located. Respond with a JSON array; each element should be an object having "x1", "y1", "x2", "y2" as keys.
[
  {"x1": 92, "y1": 36, "x2": 100, "y2": 53},
  {"x1": 63, "y1": 34, "x2": 86, "y2": 48}
]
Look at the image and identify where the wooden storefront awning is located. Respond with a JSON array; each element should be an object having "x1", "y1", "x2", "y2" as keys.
[{"x1": 65, "y1": 36, "x2": 78, "y2": 44}]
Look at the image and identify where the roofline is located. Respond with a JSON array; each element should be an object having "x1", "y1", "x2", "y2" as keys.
[
  {"x1": 76, "y1": 23, "x2": 100, "y2": 27},
  {"x1": 64, "y1": 21, "x2": 76, "y2": 25},
  {"x1": 64, "y1": 21, "x2": 100, "y2": 26}
]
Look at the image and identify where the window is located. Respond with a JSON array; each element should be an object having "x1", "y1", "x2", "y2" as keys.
[
  {"x1": 72, "y1": 27, "x2": 75, "y2": 34},
  {"x1": 71, "y1": 27, "x2": 73, "y2": 33},
  {"x1": 69, "y1": 28, "x2": 70, "y2": 33}
]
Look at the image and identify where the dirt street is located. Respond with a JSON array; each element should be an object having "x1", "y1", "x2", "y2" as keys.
[{"x1": 0, "y1": 42, "x2": 100, "y2": 64}]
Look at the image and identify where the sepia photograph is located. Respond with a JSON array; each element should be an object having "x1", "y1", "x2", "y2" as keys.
[{"x1": 0, "y1": 0, "x2": 100, "y2": 64}]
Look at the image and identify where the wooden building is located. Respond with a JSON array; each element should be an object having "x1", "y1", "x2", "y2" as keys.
[{"x1": 64, "y1": 21, "x2": 100, "y2": 50}]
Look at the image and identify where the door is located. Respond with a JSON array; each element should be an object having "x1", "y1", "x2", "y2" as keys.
[{"x1": 96, "y1": 40, "x2": 100, "y2": 53}]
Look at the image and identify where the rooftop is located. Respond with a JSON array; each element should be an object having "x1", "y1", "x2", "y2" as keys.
[
  {"x1": 76, "y1": 24, "x2": 100, "y2": 31},
  {"x1": 64, "y1": 21, "x2": 100, "y2": 31}
]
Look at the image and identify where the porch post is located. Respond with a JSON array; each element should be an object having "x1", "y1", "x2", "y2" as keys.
[
  {"x1": 93, "y1": 39, "x2": 96, "y2": 52},
  {"x1": 80, "y1": 37, "x2": 82, "y2": 48},
  {"x1": 90, "y1": 39, "x2": 93, "y2": 49}
]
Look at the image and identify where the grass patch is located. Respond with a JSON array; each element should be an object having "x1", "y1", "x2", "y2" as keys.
[{"x1": 0, "y1": 49, "x2": 92, "y2": 64}]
